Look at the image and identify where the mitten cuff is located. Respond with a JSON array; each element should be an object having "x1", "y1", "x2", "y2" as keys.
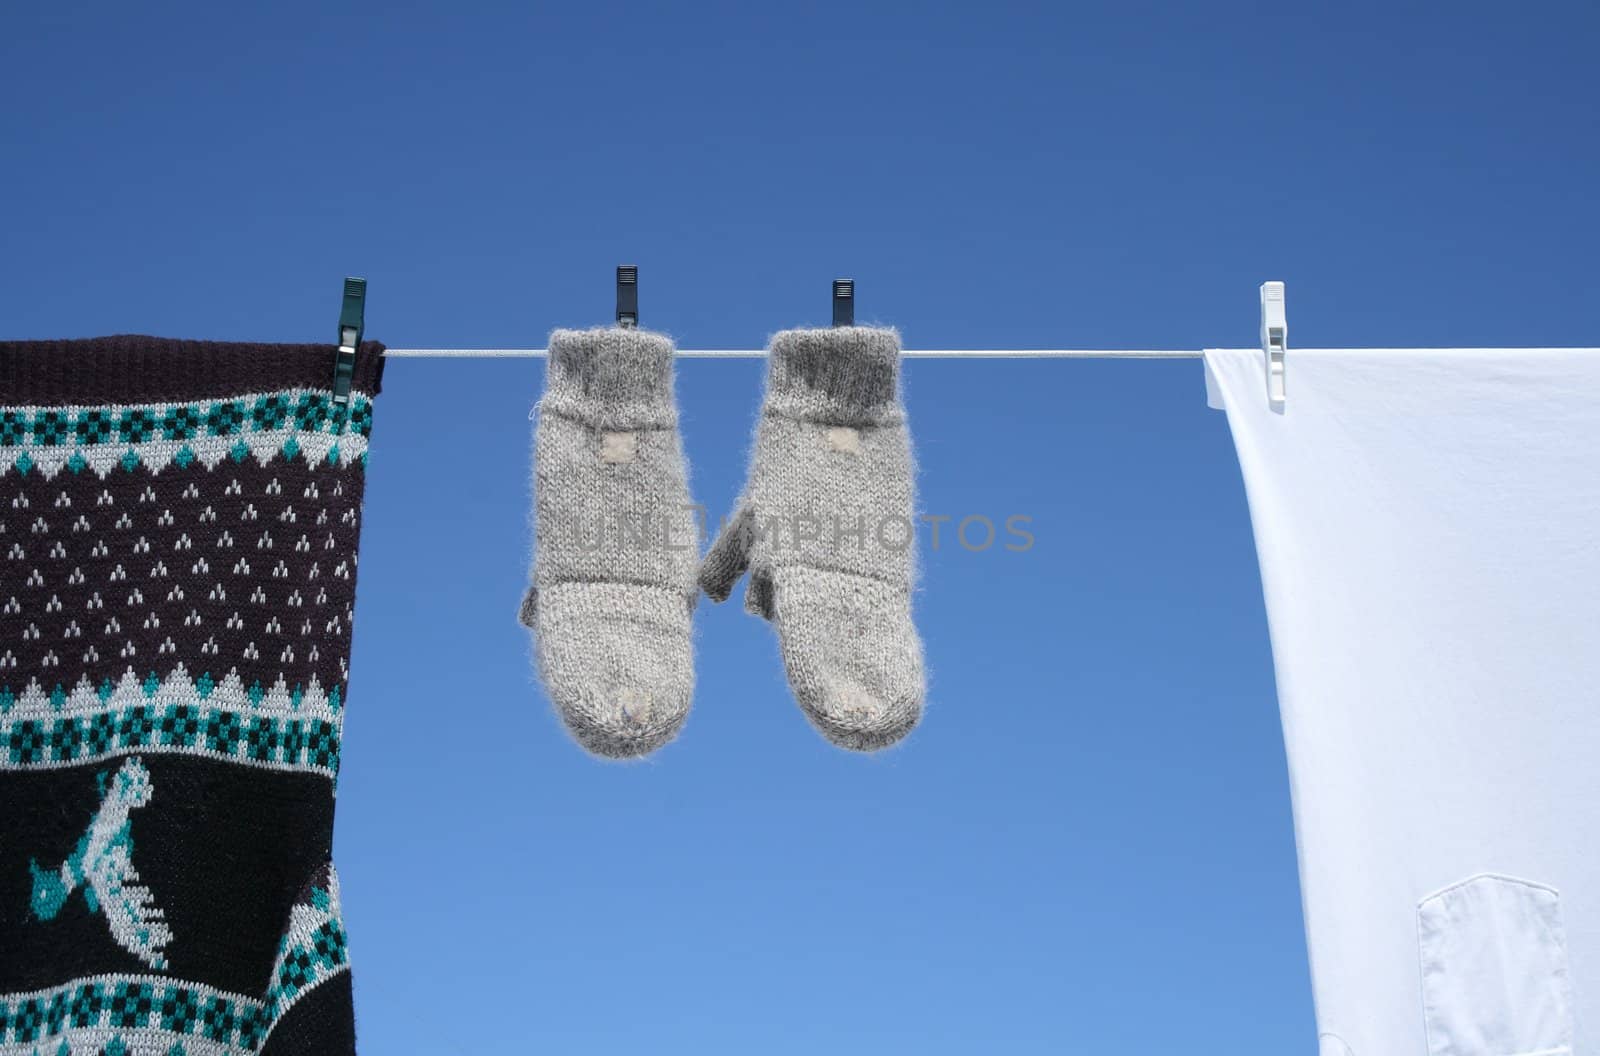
[
  {"x1": 764, "y1": 327, "x2": 904, "y2": 426},
  {"x1": 540, "y1": 327, "x2": 679, "y2": 430}
]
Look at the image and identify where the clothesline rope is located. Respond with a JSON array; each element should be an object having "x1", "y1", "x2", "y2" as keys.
[{"x1": 383, "y1": 348, "x2": 1206, "y2": 359}]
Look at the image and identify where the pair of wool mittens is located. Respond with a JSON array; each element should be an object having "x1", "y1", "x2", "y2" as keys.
[{"x1": 519, "y1": 325, "x2": 925, "y2": 759}]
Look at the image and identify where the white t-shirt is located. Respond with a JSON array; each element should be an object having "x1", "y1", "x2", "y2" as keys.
[{"x1": 1205, "y1": 348, "x2": 1600, "y2": 1056}]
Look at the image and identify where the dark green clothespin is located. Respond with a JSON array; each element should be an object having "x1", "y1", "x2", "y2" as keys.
[
  {"x1": 616, "y1": 265, "x2": 638, "y2": 329},
  {"x1": 832, "y1": 279, "x2": 854, "y2": 327},
  {"x1": 333, "y1": 277, "x2": 366, "y2": 407}
]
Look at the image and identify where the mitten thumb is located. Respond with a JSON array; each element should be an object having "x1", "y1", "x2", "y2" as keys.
[{"x1": 698, "y1": 505, "x2": 756, "y2": 603}]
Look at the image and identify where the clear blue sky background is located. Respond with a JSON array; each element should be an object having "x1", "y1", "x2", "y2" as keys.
[{"x1": 3, "y1": 3, "x2": 1596, "y2": 1052}]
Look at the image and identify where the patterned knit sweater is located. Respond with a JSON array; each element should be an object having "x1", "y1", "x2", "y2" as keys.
[{"x1": 0, "y1": 336, "x2": 383, "y2": 1056}]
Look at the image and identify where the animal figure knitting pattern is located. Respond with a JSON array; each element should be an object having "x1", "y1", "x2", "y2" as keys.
[{"x1": 28, "y1": 757, "x2": 172, "y2": 969}]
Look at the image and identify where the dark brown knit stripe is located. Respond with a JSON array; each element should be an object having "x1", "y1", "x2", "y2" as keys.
[
  {"x1": 0, "y1": 336, "x2": 386, "y2": 405},
  {"x1": 0, "y1": 455, "x2": 365, "y2": 700}
]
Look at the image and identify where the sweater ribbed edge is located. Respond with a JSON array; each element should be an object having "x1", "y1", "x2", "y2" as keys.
[{"x1": 0, "y1": 336, "x2": 386, "y2": 406}]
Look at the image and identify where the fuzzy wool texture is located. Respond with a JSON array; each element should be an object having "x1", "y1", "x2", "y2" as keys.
[
  {"x1": 522, "y1": 327, "x2": 699, "y2": 759},
  {"x1": 700, "y1": 327, "x2": 925, "y2": 751}
]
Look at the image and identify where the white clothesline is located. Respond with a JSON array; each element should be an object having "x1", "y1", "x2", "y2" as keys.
[{"x1": 383, "y1": 348, "x2": 1206, "y2": 359}]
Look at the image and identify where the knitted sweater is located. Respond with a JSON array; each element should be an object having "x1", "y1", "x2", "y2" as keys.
[{"x1": 0, "y1": 336, "x2": 383, "y2": 1055}]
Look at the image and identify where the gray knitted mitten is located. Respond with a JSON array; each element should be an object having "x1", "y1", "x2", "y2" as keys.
[
  {"x1": 699, "y1": 327, "x2": 925, "y2": 751},
  {"x1": 520, "y1": 328, "x2": 699, "y2": 758}
]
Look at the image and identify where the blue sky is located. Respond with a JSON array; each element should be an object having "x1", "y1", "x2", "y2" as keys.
[{"x1": 3, "y1": 2, "x2": 1596, "y2": 1052}]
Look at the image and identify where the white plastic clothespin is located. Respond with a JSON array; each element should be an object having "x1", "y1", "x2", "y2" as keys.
[{"x1": 1260, "y1": 281, "x2": 1287, "y2": 406}]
